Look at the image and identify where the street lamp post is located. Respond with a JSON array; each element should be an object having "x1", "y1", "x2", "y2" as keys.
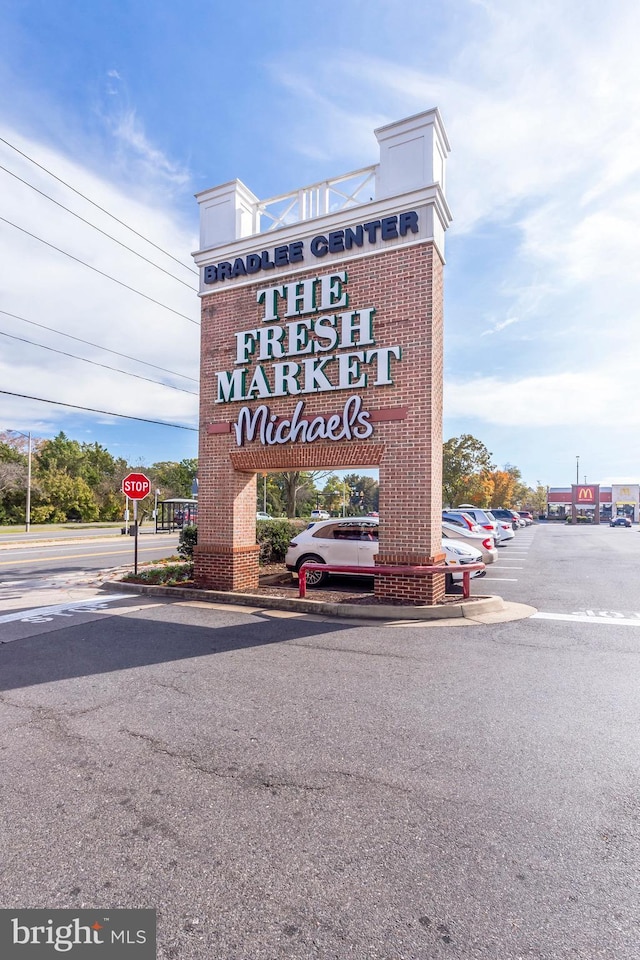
[
  {"x1": 576, "y1": 455, "x2": 580, "y2": 485},
  {"x1": 154, "y1": 489, "x2": 160, "y2": 533},
  {"x1": 342, "y1": 480, "x2": 352, "y2": 517}
]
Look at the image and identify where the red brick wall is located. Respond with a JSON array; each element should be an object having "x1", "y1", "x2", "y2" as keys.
[{"x1": 196, "y1": 241, "x2": 445, "y2": 602}]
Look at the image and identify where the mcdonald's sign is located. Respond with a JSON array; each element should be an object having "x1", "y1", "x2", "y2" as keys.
[{"x1": 576, "y1": 486, "x2": 595, "y2": 502}]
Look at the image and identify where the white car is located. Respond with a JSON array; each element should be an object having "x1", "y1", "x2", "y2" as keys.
[
  {"x1": 285, "y1": 517, "x2": 485, "y2": 588},
  {"x1": 491, "y1": 516, "x2": 515, "y2": 545},
  {"x1": 309, "y1": 509, "x2": 330, "y2": 521},
  {"x1": 256, "y1": 511, "x2": 273, "y2": 521}
]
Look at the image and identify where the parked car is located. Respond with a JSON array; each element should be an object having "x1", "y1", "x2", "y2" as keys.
[
  {"x1": 456, "y1": 505, "x2": 500, "y2": 539},
  {"x1": 441, "y1": 539, "x2": 486, "y2": 589},
  {"x1": 610, "y1": 516, "x2": 632, "y2": 527},
  {"x1": 442, "y1": 519, "x2": 497, "y2": 564},
  {"x1": 490, "y1": 508, "x2": 522, "y2": 530},
  {"x1": 509, "y1": 510, "x2": 526, "y2": 528},
  {"x1": 492, "y1": 516, "x2": 516, "y2": 544},
  {"x1": 256, "y1": 511, "x2": 273, "y2": 521},
  {"x1": 309, "y1": 509, "x2": 330, "y2": 521},
  {"x1": 442, "y1": 510, "x2": 483, "y2": 533},
  {"x1": 285, "y1": 517, "x2": 485, "y2": 588},
  {"x1": 518, "y1": 511, "x2": 534, "y2": 525}
]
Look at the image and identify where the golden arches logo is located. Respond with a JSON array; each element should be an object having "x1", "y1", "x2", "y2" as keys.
[{"x1": 577, "y1": 487, "x2": 594, "y2": 500}]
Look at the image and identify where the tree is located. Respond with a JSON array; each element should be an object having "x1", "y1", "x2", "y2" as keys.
[
  {"x1": 255, "y1": 473, "x2": 284, "y2": 517},
  {"x1": 442, "y1": 435, "x2": 495, "y2": 507},
  {"x1": 151, "y1": 459, "x2": 198, "y2": 499},
  {"x1": 488, "y1": 469, "x2": 519, "y2": 508},
  {"x1": 0, "y1": 439, "x2": 28, "y2": 524},
  {"x1": 37, "y1": 469, "x2": 99, "y2": 522},
  {"x1": 272, "y1": 471, "x2": 331, "y2": 517},
  {"x1": 530, "y1": 484, "x2": 548, "y2": 516}
]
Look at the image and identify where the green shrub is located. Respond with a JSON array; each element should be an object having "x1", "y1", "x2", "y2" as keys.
[
  {"x1": 257, "y1": 518, "x2": 305, "y2": 564},
  {"x1": 178, "y1": 524, "x2": 197, "y2": 560},
  {"x1": 123, "y1": 562, "x2": 194, "y2": 585}
]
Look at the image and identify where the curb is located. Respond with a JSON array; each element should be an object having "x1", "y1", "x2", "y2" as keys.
[{"x1": 101, "y1": 580, "x2": 534, "y2": 624}]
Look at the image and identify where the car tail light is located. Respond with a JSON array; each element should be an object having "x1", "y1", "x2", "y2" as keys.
[{"x1": 482, "y1": 523, "x2": 493, "y2": 531}]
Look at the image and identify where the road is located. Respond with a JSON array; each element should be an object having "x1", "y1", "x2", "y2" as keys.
[
  {"x1": 0, "y1": 523, "x2": 639, "y2": 959},
  {"x1": 0, "y1": 530, "x2": 179, "y2": 580}
]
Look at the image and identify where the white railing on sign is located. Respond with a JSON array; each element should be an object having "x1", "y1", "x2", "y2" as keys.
[{"x1": 254, "y1": 165, "x2": 377, "y2": 233}]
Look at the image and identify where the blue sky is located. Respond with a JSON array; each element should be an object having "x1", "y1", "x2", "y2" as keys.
[{"x1": 1, "y1": 0, "x2": 639, "y2": 487}]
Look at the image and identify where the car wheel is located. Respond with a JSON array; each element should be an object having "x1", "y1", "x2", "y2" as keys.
[{"x1": 297, "y1": 555, "x2": 329, "y2": 587}]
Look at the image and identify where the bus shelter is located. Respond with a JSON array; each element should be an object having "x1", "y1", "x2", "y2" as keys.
[{"x1": 155, "y1": 498, "x2": 198, "y2": 532}]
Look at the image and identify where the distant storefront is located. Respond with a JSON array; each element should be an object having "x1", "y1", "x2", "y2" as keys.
[{"x1": 547, "y1": 484, "x2": 639, "y2": 522}]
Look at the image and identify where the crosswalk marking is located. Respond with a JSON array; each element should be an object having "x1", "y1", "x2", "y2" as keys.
[{"x1": 0, "y1": 594, "x2": 131, "y2": 626}]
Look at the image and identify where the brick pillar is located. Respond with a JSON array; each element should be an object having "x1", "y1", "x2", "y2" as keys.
[
  {"x1": 193, "y1": 438, "x2": 261, "y2": 591},
  {"x1": 373, "y1": 246, "x2": 446, "y2": 604}
]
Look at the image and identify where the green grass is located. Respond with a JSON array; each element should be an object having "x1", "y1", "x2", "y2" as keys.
[{"x1": 0, "y1": 521, "x2": 125, "y2": 535}]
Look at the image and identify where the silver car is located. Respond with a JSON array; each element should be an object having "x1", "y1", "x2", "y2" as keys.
[{"x1": 442, "y1": 519, "x2": 497, "y2": 564}]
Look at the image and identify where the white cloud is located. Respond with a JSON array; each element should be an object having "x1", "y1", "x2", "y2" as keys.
[
  {"x1": 0, "y1": 126, "x2": 199, "y2": 437},
  {"x1": 106, "y1": 108, "x2": 191, "y2": 190},
  {"x1": 444, "y1": 361, "x2": 635, "y2": 428},
  {"x1": 480, "y1": 316, "x2": 521, "y2": 337}
]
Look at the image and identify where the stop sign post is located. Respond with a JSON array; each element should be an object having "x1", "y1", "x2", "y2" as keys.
[{"x1": 122, "y1": 473, "x2": 150, "y2": 574}]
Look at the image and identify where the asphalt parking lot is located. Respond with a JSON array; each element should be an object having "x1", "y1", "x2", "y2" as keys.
[{"x1": 0, "y1": 522, "x2": 639, "y2": 959}]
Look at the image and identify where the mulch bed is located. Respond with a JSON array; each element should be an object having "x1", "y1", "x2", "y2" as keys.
[
  {"x1": 124, "y1": 563, "x2": 472, "y2": 608},
  {"x1": 254, "y1": 564, "x2": 468, "y2": 607}
]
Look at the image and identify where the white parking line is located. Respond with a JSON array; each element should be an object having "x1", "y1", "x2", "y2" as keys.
[
  {"x1": 532, "y1": 612, "x2": 640, "y2": 627},
  {"x1": 483, "y1": 577, "x2": 518, "y2": 582}
]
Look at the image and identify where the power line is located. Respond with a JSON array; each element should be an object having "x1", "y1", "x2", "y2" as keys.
[
  {"x1": 0, "y1": 134, "x2": 198, "y2": 275},
  {"x1": 0, "y1": 328, "x2": 199, "y2": 395},
  {"x1": 0, "y1": 215, "x2": 199, "y2": 326},
  {"x1": 0, "y1": 308, "x2": 198, "y2": 382},
  {"x1": 0, "y1": 162, "x2": 199, "y2": 291},
  {"x1": 0, "y1": 389, "x2": 198, "y2": 430},
  {"x1": 2, "y1": 309, "x2": 198, "y2": 382}
]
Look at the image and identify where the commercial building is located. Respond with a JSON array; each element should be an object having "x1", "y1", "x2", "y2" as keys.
[{"x1": 547, "y1": 483, "x2": 639, "y2": 522}]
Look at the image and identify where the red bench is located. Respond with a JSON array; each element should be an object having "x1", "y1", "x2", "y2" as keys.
[{"x1": 298, "y1": 562, "x2": 485, "y2": 600}]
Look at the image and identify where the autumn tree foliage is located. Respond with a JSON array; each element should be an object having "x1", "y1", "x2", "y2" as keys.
[
  {"x1": 443, "y1": 437, "x2": 534, "y2": 510},
  {"x1": 442, "y1": 434, "x2": 495, "y2": 507}
]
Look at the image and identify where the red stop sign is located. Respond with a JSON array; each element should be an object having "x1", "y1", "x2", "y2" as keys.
[{"x1": 122, "y1": 472, "x2": 151, "y2": 500}]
